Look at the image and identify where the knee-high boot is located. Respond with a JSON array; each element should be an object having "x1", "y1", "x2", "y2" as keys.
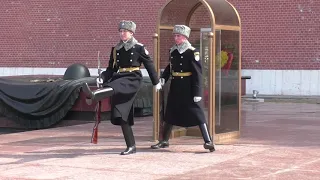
[
  {"x1": 120, "y1": 121, "x2": 136, "y2": 155},
  {"x1": 82, "y1": 82, "x2": 114, "y2": 103},
  {"x1": 151, "y1": 122, "x2": 173, "y2": 149},
  {"x1": 199, "y1": 123, "x2": 215, "y2": 152}
]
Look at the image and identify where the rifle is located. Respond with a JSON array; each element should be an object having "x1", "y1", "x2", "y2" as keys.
[
  {"x1": 159, "y1": 77, "x2": 165, "y2": 140},
  {"x1": 91, "y1": 51, "x2": 102, "y2": 144}
]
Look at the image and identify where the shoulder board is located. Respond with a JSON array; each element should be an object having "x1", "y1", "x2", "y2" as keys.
[{"x1": 136, "y1": 42, "x2": 144, "y2": 46}]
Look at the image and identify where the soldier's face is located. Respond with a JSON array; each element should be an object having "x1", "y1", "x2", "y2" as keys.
[
  {"x1": 173, "y1": 34, "x2": 186, "y2": 45},
  {"x1": 119, "y1": 29, "x2": 133, "y2": 41}
]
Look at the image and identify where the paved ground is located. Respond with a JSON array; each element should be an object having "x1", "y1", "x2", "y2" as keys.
[{"x1": 0, "y1": 102, "x2": 320, "y2": 180}]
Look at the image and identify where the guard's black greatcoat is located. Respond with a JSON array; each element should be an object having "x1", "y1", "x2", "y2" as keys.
[
  {"x1": 161, "y1": 48, "x2": 206, "y2": 127},
  {"x1": 101, "y1": 43, "x2": 159, "y2": 126}
]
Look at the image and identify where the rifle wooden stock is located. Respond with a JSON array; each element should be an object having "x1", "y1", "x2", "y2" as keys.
[
  {"x1": 91, "y1": 100, "x2": 101, "y2": 144},
  {"x1": 91, "y1": 126, "x2": 98, "y2": 144}
]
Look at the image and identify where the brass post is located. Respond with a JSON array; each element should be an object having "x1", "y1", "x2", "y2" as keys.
[
  {"x1": 207, "y1": 32, "x2": 215, "y2": 138},
  {"x1": 152, "y1": 33, "x2": 160, "y2": 141},
  {"x1": 238, "y1": 29, "x2": 242, "y2": 134}
]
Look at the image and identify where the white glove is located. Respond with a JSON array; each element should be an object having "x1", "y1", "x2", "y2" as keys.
[
  {"x1": 96, "y1": 78, "x2": 103, "y2": 87},
  {"x1": 155, "y1": 82, "x2": 162, "y2": 92},
  {"x1": 160, "y1": 78, "x2": 165, "y2": 86},
  {"x1": 193, "y1": 96, "x2": 202, "y2": 102}
]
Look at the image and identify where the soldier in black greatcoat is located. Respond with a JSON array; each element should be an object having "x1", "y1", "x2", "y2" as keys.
[
  {"x1": 82, "y1": 20, "x2": 162, "y2": 155},
  {"x1": 151, "y1": 25, "x2": 215, "y2": 152}
]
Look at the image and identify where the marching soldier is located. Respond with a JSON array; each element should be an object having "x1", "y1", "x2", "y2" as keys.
[
  {"x1": 82, "y1": 20, "x2": 162, "y2": 155},
  {"x1": 151, "y1": 25, "x2": 215, "y2": 152}
]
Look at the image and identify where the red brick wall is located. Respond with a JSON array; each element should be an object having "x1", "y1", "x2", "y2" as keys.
[
  {"x1": 0, "y1": 0, "x2": 319, "y2": 70},
  {"x1": 0, "y1": 0, "x2": 164, "y2": 68},
  {"x1": 229, "y1": 0, "x2": 320, "y2": 70}
]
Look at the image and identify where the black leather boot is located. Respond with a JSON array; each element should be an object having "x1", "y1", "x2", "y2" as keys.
[
  {"x1": 151, "y1": 122, "x2": 173, "y2": 149},
  {"x1": 120, "y1": 121, "x2": 136, "y2": 155},
  {"x1": 82, "y1": 82, "x2": 114, "y2": 103},
  {"x1": 199, "y1": 123, "x2": 215, "y2": 152}
]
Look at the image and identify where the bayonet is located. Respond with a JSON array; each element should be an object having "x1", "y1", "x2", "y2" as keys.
[{"x1": 97, "y1": 51, "x2": 101, "y2": 80}]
